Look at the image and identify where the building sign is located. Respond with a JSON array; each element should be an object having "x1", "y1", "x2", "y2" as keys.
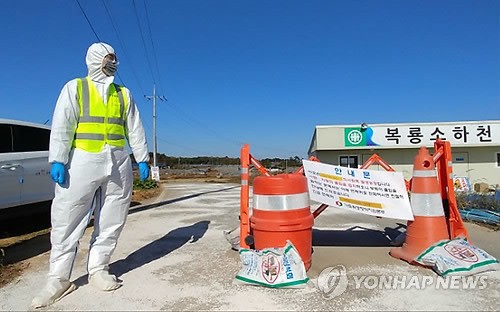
[
  {"x1": 344, "y1": 123, "x2": 500, "y2": 148},
  {"x1": 302, "y1": 160, "x2": 414, "y2": 221}
]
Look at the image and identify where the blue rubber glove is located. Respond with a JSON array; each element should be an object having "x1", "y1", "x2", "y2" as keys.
[
  {"x1": 50, "y1": 162, "x2": 65, "y2": 185},
  {"x1": 139, "y1": 162, "x2": 150, "y2": 181}
]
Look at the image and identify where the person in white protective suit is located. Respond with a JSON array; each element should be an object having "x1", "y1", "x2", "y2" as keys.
[{"x1": 31, "y1": 42, "x2": 150, "y2": 309}]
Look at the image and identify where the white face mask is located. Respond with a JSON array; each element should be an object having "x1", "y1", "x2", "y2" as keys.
[{"x1": 101, "y1": 54, "x2": 118, "y2": 76}]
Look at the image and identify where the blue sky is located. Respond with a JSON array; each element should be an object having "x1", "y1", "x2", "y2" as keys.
[{"x1": 1, "y1": 0, "x2": 498, "y2": 159}]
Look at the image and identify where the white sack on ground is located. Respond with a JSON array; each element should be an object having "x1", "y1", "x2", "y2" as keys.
[
  {"x1": 234, "y1": 240, "x2": 309, "y2": 289},
  {"x1": 415, "y1": 237, "x2": 500, "y2": 276}
]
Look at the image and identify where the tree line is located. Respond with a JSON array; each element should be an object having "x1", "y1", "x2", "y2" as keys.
[{"x1": 130, "y1": 153, "x2": 303, "y2": 168}]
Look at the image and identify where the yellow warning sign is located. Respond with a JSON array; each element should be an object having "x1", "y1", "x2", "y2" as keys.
[
  {"x1": 319, "y1": 173, "x2": 343, "y2": 181},
  {"x1": 339, "y1": 196, "x2": 383, "y2": 209}
]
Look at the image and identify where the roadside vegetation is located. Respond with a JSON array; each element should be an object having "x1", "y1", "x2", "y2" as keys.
[
  {"x1": 133, "y1": 178, "x2": 158, "y2": 190},
  {"x1": 456, "y1": 190, "x2": 500, "y2": 230},
  {"x1": 456, "y1": 192, "x2": 500, "y2": 212}
]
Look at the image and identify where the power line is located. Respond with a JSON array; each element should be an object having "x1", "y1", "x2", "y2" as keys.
[
  {"x1": 165, "y1": 100, "x2": 245, "y2": 148},
  {"x1": 74, "y1": 0, "x2": 126, "y2": 86},
  {"x1": 132, "y1": 0, "x2": 157, "y2": 86},
  {"x1": 156, "y1": 136, "x2": 208, "y2": 156},
  {"x1": 76, "y1": 1, "x2": 290, "y2": 157},
  {"x1": 161, "y1": 100, "x2": 303, "y2": 157},
  {"x1": 75, "y1": 0, "x2": 101, "y2": 42},
  {"x1": 143, "y1": 0, "x2": 167, "y2": 98},
  {"x1": 101, "y1": 0, "x2": 146, "y2": 96}
]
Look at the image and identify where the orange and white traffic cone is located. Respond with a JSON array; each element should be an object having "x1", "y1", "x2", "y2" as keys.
[{"x1": 390, "y1": 146, "x2": 450, "y2": 264}]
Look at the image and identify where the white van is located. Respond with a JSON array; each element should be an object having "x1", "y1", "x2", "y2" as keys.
[{"x1": 0, "y1": 119, "x2": 54, "y2": 211}]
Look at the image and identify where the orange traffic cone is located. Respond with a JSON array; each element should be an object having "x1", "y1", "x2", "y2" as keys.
[{"x1": 390, "y1": 146, "x2": 450, "y2": 264}]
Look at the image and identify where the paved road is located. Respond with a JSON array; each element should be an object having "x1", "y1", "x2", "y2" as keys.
[{"x1": 0, "y1": 182, "x2": 499, "y2": 311}]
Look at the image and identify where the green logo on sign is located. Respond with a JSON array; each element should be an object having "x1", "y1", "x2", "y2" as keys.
[{"x1": 344, "y1": 128, "x2": 366, "y2": 146}]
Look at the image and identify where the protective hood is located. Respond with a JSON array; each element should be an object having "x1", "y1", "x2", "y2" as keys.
[{"x1": 85, "y1": 42, "x2": 116, "y2": 83}]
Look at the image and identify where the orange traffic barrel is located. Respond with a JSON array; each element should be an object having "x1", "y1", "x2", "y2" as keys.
[
  {"x1": 250, "y1": 173, "x2": 314, "y2": 271},
  {"x1": 390, "y1": 147, "x2": 450, "y2": 263}
]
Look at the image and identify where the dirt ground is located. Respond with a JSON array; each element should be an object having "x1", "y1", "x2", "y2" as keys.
[{"x1": 131, "y1": 185, "x2": 163, "y2": 206}]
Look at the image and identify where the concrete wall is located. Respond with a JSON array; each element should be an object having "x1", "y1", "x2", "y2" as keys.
[{"x1": 458, "y1": 146, "x2": 500, "y2": 187}]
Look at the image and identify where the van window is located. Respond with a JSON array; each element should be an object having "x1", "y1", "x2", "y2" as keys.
[
  {"x1": 0, "y1": 124, "x2": 13, "y2": 153},
  {"x1": 12, "y1": 125, "x2": 50, "y2": 152}
]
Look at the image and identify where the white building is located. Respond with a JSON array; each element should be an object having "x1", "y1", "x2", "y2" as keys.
[{"x1": 308, "y1": 120, "x2": 500, "y2": 189}]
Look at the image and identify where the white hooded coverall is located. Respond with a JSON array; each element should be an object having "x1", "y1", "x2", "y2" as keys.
[{"x1": 47, "y1": 42, "x2": 149, "y2": 281}]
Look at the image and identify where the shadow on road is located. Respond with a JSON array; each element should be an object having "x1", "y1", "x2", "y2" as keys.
[
  {"x1": 73, "y1": 220, "x2": 210, "y2": 287},
  {"x1": 128, "y1": 185, "x2": 238, "y2": 215},
  {"x1": 0, "y1": 184, "x2": 237, "y2": 265},
  {"x1": 313, "y1": 223, "x2": 407, "y2": 247}
]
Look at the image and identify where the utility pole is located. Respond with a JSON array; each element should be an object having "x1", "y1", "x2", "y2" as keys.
[{"x1": 145, "y1": 84, "x2": 166, "y2": 168}]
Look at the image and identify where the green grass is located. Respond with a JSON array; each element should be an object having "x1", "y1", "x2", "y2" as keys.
[{"x1": 133, "y1": 179, "x2": 158, "y2": 190}]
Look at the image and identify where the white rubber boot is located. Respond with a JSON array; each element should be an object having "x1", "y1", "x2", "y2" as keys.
[
  {"x1": 30, "y1": 278, "x2": 76, "y2": 309},
  {"x1": 88, "y1": 270, "x2": 122, "y2": 291},
  {"x1": 223, "y1": 225, "x2": 240, "y2": 251}
]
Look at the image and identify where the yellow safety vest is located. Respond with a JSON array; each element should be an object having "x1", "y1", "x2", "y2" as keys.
[{"x1": 73, "y1": 77, "x2": 129, "y2": 152}]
